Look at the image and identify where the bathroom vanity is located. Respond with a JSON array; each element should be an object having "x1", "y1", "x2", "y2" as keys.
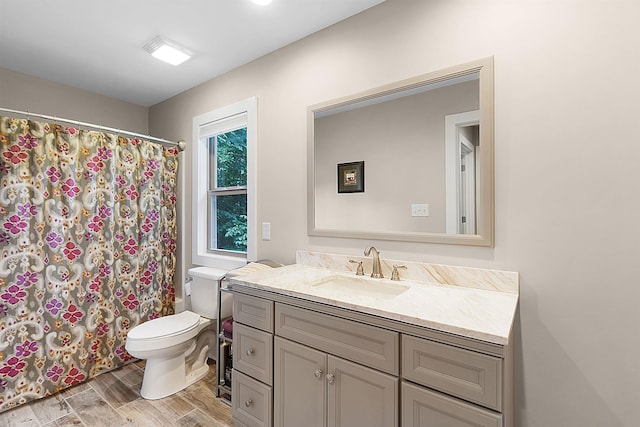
[{"x1": 228, "y1": 251, "x2": 518, "y2": 427}]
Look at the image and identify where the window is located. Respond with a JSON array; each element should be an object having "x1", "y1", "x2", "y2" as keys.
[
  {"x1": 208, "y1": 119, "x2": 247, "y2": 253},
  {"x1": 193, "y1": 98, "x2": 256, "y2": 269}
]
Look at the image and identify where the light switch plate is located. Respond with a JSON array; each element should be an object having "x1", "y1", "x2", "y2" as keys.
[
  {"x1": 262, "y1": 222, "x2": 271, "y2": 240},
  {"x1": 411, "y1": 204, "x2": 429, "y2": 217}
]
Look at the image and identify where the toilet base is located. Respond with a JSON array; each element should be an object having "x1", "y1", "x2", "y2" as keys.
[
  {"x1": 139, "y1": 345, "x2": 211, "y2": 400},
  {"x1": 185, "y1": 345, "x2": 211, "y2": 386},
  {"x1": 140, "y1": 354, "x2": 185, "y2": 400},
  {"x1": 137, "y1": 325, "x2": 216, "y2": 400}
]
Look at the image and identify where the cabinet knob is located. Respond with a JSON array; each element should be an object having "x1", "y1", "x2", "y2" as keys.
[
  {"x1": 245, "y1": 399, "x2": 253, "y2": 407},
  {"x1": 326, "y1": 373, "x2": 335, "y2": 385},
  {"x1": 246, "y1": 348, "x2": 255, "y2": 356},
  {"x1": 314, "y1": 369, "x2": 323, "y2": 379}
]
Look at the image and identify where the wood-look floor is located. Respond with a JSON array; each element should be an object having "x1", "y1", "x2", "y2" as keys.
[{"x1": 0, "y1": 360, "x2": 233, "y2": 427}]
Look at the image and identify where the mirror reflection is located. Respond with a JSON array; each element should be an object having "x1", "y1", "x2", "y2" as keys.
[{"x1": 308, "y1": 58, "x2": 493, "y2": 246}]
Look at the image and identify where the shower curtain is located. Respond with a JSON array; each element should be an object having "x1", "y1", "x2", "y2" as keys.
[{"x1": 0, "y1": 116, "x2": 178, "y2": 412}]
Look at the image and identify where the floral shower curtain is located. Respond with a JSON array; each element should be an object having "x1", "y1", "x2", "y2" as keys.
[{"x1": 0, "y1": 116, "x2": 178, "y2": 412}]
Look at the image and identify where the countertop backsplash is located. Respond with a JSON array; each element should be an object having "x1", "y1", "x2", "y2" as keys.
[{"x1": 296, "y1": 250, "x2": 518, "y2": 295}]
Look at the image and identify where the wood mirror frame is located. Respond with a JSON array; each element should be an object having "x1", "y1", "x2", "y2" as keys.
[{"x1": 307, "y1": 57, "x2": 494, "y2": 246}]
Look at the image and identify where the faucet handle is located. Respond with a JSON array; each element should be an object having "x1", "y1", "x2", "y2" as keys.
[
  {"x1": 349, "y1": 260, "x2": 364, "y2": 276},
  {"x1": 391, "y1": 265, "x2": 407, "y2": 281}
]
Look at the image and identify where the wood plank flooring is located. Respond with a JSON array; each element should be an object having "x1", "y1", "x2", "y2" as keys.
[{"x1": 0, "y1": 360, "x2": 233, "y2": 427}]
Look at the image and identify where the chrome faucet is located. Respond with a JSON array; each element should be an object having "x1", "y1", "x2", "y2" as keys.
[{"x1": 364, "y1": 246, "x2": 383, "y2": 278}]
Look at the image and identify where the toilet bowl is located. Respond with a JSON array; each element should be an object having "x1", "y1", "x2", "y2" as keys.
[{"x1": 125, "y1": 267, "x2": 231, "y2": 400}]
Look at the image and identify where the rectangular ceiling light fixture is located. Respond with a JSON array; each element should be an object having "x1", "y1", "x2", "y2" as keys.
[{"x1": 144, "y1": 36, "x2": 192, "y2": 66}]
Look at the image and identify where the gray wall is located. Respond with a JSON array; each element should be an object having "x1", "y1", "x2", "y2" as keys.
[
  {"x1": 314, "y1": 79, "x2": 478, "y2": 233},
  {"x1": 0, "y1": 68, "x2": 148, "y2": 133},
  {"x1": 149, "y1": 1, "x2": 640, "y2": 425}
]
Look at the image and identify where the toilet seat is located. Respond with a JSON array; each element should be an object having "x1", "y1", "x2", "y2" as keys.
[
  {"x1": 126, "y1": 311, "x2": 207, "y2": 353},
  {"x1": 128, "y1": 311, "x2": 201, "y2": 340}
]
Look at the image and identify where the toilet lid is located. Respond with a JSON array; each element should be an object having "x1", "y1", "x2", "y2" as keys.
[{"x1": 128, "y1": 311, "x2": 201, "y2": 340}]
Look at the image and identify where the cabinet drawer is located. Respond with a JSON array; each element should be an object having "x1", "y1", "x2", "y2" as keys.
[
  {"x1": 234, "y1": 293, "x2": 274, "y2": 333},
  {"x1": 234, "y1": 323, "x2": 273, "y2": 385},
  {"x1": 275, "y1": 303, "x2": 399, "y2": 375},
  {"x1": 402, "y1": 334, "x2": 502, "y2": 411},
  {"x1": 402, "y1": 381, "x2": 501, "y2": 427},
  {"x1": 232, "y1": 370, "x2": 273, "y2": 427}
]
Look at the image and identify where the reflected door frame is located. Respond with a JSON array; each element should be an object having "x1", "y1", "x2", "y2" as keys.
[{"x1": 445, "y1": 110, "x2": 480, "y2": 234}]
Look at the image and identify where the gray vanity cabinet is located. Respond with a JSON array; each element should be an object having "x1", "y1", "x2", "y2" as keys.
[
  {"x1": 274, "y1": 336, "x2": 398, "y2": 427},
  {"x1": 229, "y1": 288, "x2": 512, "y2": 427}
]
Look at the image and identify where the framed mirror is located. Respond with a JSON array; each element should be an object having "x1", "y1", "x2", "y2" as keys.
[{"x1": 307, "y1": 57, "x2": 494, "y2": 246}]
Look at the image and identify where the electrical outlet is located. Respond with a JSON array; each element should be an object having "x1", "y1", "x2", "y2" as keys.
[{"x1": 411, "y1": 204, "x2": 429, "y2": 217}]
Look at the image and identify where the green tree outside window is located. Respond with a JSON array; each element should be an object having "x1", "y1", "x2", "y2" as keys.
[{"x1": 211, "y1": 128, "x2": 247, "y2": 252}]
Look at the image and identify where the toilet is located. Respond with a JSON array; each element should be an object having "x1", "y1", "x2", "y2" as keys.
[{"x1": 125, "y1": 267, "x2": 232, "y2": 400}]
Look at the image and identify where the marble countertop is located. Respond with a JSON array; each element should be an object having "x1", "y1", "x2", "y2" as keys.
[{"x1": 228, "y1": 263, "x2": 518, "y2": 345}]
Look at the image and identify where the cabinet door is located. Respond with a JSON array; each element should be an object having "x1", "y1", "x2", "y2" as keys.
[
  {"x1": 327, "y1": 355, "x2": 398, "y2": 427},
  {"x1": 274, "y1": 337, "x2": 326, "y2": 427},
  {"x1": 402, "y1": 381, "x2": 502, "y2": 427}
]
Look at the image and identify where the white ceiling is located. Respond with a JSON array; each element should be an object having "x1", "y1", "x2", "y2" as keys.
[{"x1": 0, "y1": 0, "x2": 384, "y2": 107}]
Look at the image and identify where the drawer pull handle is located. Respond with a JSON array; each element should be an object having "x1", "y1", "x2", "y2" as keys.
[
  {"x1": 326, "y1": 373, "x2": 335, "y2": 385},
  {"x1": 246, "y1": 348, "x2": 255, "y2": 356},
  {"x1": 245, "y1": 399, "x2": 253, "y2": 407},
  {"x1": 314, "y1": 369, "x2": 323, "y2": 379}
]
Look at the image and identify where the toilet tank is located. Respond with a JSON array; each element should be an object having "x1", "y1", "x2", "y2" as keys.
[{"x1": 187, "y1": 267, "x2": 232, "y2": 319}]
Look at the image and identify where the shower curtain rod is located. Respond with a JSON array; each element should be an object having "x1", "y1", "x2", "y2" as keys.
[{"x1": 0, "y1": 107, "x2": 186, "y2": 151}]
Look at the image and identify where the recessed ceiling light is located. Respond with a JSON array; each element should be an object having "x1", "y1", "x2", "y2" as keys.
[
  {"x1": 143, "y1": 36, "x2": 193, "y2": 66},
  {"x1": 252, "y1": 0, "x2": 272, "y2": 5}
]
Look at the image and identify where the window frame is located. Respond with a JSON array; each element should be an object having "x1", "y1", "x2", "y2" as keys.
[{"x1": 192, "y1": 97, "x2": 257, "y2": 269}]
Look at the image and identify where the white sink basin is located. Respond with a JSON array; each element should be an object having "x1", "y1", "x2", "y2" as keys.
[{"x1": 310, "y1": 275, "x2": 409, "y2": 299}]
